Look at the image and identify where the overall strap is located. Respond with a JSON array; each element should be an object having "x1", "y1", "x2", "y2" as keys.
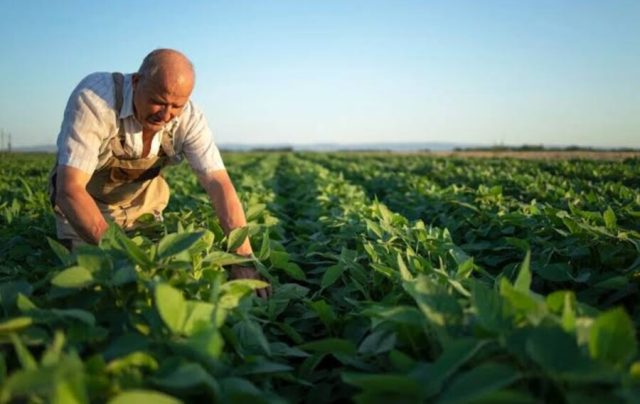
[{"x1": 110, "y1": 72, "x2": 127, "y2": 158}]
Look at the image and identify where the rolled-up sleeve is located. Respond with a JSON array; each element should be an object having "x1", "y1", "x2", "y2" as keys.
[
  {"x1": 179, "y1": 102, "x2": 225, "y2": 174},
  {"x1": 56, "y1": 74, "x2": 113, "y2": 174}
]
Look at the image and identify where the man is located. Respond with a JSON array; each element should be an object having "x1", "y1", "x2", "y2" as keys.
[{"x1": 50, "y1": 49, "x2": 269, "y2": 297}]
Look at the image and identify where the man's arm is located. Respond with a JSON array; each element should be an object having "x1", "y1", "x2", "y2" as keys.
[
  {"x1": 197, "y1": 169, "x2": 252, "y2": 254},
  {"x1": 55, "y1": 165, "x2": 109, "y2": 244},
  {"x1": 197, "y1": 169, "x2": 271, "y2": 297}
]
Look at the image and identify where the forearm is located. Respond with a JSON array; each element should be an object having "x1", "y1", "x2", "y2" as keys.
[
  {"x1": 200, "y1": 171, "x2": 253, "y2": 256},
  {"x1": 199, "y1": 170, "x2": 270, "y2": 297},
  {"x1": 55, "y1": 165, "x2": 109, "y2": 244},
  {"x1": 56, "y1": 186, "x2": 108, "y2": 245}
]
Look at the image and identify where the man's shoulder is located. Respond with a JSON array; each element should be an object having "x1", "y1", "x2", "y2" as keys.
[
  {"x1": 66, "y1": 72, "x2": 122, "y2": 117},
  {"x1": 75, "y1": 72, "x2": 116, "y2": 95},
  {"x1": 175, "y1": 100, "x2": 209, "y2": 137}
]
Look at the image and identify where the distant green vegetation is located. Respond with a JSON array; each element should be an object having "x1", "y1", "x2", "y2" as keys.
[
  {"x1": 1, "y1": 152, "x2": 639, "y2": 403},
  {"x1": 454, "y1": 144, "x2": 640, "y2": 152}
]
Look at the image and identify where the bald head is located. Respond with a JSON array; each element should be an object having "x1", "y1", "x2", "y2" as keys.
[
  {"x1": 137, "y1": 49, "x2": 195, "y2": 93},
  {"x1": 132, "y1": 49, "x2": 195, "y2": 133}
]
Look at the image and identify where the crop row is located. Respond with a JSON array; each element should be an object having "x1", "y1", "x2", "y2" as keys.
[
  {"x1": 303, "y1": 153, "x2": 640, "y2": 312},
  {"x1": 0, "y1": 153, "x2": 639, "y2": 403}
]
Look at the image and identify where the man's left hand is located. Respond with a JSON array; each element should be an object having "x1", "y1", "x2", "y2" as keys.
[{"x1": 229, "y1": 265, "x2": 272, "y2": 299}]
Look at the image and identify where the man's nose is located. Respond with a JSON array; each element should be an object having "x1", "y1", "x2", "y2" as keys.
[{"x1": 159, "y1": 105, "x2": 172, "y2": 122}]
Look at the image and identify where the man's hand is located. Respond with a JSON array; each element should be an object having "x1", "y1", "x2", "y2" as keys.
[
  {"x1": 56, "y1": 165, "x2": 109, "y2": 244},
  {"x1": 229, "y1": 265, "x2": 272, "y2": 299}
]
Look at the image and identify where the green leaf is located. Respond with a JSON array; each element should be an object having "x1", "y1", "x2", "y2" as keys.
[
  {"x1": 535, "y1": 263, "x2": 572, "y2": 282},
  {"x1": 182, "y1": 301, "x2": 216, "y2": 336},
  {"x1": 194, "y1": 230, "x2": 216, "y2": 253},
  {"x1": 106, "y1": 352, "x2": 158, "y2": 374},
  {"x1": 187, "y1": 326, "x2": 225, "y2": 359},
  {"x1": 54, "y1": 378, "x2": 87, "y2": 404},
  {"x1": 103, "y1": 334, "x2": 150, "y2": 361},
  {"x1": 221, "y1": 279, "x2": 269, "y2": 293},
  {"x1": 269, "y1": 250, "x2": 289, "y2": 269},
  {"x1": 358, "y1": 329, "x2": 396, "y2": 355},
  {"x1": 0, "y1": 281, "x2": 33, "y2": 312},
  {"x1": 499, "y1": 278, "x2": 545, "y2": 324},
  {"x1": 436, "y1": 363, "x2": 519, "y2": 404},
  {"x1": 152, "y1": 362, "x2": 218, "y2": 392},
  {"x1": 108, "y1": 390, "x2": 181, "y2": 404},
  {"x1": 157, "y1": 231, "x2": 204, "y2": 259},
  {"x1": 46, "y1": 237, "x2": 73, "y2": 266},
  {"x1": 472, "y1": 284, "x2": 511, "y2": 333},
  {"x1": 0, "y1": 317, "x2": 32, "y2": 334},
  {"x1": 457, "y1": 390, "x2": 536, "y2": 404},
  {"x1": 389, "y1": 350, "x2": 416, "y2": 372},
  {"x1": 16, "y1": 294, "x2": 37, "y2": 311},
  {"x1": 269, "y1": 342, "x2": 310, "y2": 358},
  {"x1": 526, "y1": 327, "x2": 595, "y2": 376},
  {"x1": 365, "y1": 219, "x2": 384, "y2": 239},
  {"x1": 3, "y1": 352, "x2": 87, "y2": 402},
  {"x1": 51, "y1": 266, "x2": 94, "y2": 288},
  {"x1": 219, "y1": 279, "x2": 268, "y2": 310},
  {"x1": 233, "y1": 319, "x2": 271, "y2": 356},
  {"x1": 456, "y1": 258, "x2": 475, "y2": 280},
  {"x1": 227, "y1": 227, "x2": 250, "y2": 252},
  {"x1": 0, "y1": 353, "x2": 6, "y2": 387},
  {"x1": 273, "y1": 283, "x2": 309, "y2": 301},
  {"x1": 220, "y1": 377, "x2": 263, "y2": 401},
  {"x1": 514, "y1": 250, "x2": 531, "y2": 293},
  {"x1": 283, "y1": 262, "x2": 306, "y2": 281},
  {"x1": 10, "y1": 334, "x2": 37, "y2": 371},
  {"x1": 589, "y1": 307, "x2": 637, "y2": 367},
  {"x1": 404, "y1": 275, "x2": 462, "y2": 329},
  {"x1": 414, "y1": 338, "x2": 485, "y2": 398},
  {"x1": 155, "y1": 284, "x2": 186, "y2": 334},
  {"x1": 309, "y1": 300, "x2": 336, "y2": 328},
  {"x1": 245, "y1": 203, "x2": 266, "y2": 221},
  {"x1": 320, "y1": 264, "x2": 344, "y2": 289},
  {"x1": 342, "y1": 372, "x2": 421, "y2": 397},
  {"x1": 76, "y1": 246, "x2": 111, "y2": 274},
  {"x1": 603, "y1": 206, "x2": 617, "y2": 230},
  {"x1": 204, "y1": 251, "x2": 253, "y2": 267},
  {"x1": 50, "y1": 309, "x2": 96, "y2": 326},
  {"x1": 111, "y1": 265, "x2": 137, "y2": 286},
  {"x1": 40, "y1": 330, "x2": 65, "y2": 366},
  {"x1": 258, "y1": 231, "x2": 271, "y2": 261},
  {"x1": 397, "y1": 254, "x2": 413, "y2": 281},
  {"x1": 112, "y1": 230, "x2": 153, "y2": 269},
  {"x1": 361, "y1": 305, "x2": 424, "y2": 328},
  {"x1": 300, "y1": 338, "x2": 356, "y2": 356},
  {"x1": 219, "y1": 280, "x2": 263, "y2": 310},
  {"x1": 235, "y1": 359, "x2": 293, "y2": 375}
]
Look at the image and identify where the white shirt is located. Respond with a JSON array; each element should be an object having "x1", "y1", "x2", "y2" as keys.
[{"x1": 56, "y1": 72, "x2": 225, "y2": 174}]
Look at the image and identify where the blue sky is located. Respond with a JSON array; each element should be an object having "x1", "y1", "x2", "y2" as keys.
[{"x1": 1, "y1": 0, "x2": 639, "y2": 148}]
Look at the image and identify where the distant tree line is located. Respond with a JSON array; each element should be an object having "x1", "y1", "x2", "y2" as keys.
[{"x1": 454, "y1": 144, "x2": 639, "y2": 152}]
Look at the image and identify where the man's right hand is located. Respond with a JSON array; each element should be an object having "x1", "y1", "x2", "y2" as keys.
[
  {"x1": 229, "y1": 265, "x2": 272, "y2": 299},
  {"x1": 55, "y1": 165, "x2": 108, "y2": 245}
]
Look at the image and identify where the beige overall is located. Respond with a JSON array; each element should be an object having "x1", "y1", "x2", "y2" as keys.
[{"x1": 50, "y1": 73, "x2": 178, "y2": 248}]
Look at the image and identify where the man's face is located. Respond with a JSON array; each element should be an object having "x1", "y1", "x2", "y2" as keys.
[{"x1": 132, "y1": 73, "x2": 192, "y2": 133}]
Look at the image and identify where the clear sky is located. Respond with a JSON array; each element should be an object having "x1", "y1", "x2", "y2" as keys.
[{"x1": 1, "y1": 0, "x2": 639, "y2": 148}]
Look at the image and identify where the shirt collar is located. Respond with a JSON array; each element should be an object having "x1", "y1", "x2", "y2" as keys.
[{"x1": 119, "y1": 73, "x2": 136, "y2": 119}]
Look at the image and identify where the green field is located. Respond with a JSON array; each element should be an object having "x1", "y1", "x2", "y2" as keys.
[{"x1": 1, "y1": 152, "x2": 640, "y2": 403}]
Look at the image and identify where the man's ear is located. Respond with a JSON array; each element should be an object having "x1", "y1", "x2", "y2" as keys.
[{"x1": 132, "y1": 73, "x2": 140, "y2": 89}]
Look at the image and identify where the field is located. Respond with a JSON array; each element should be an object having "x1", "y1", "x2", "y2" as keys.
[{"x1": 1, "y1": 152, "x2": 640, "y2": 403}]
